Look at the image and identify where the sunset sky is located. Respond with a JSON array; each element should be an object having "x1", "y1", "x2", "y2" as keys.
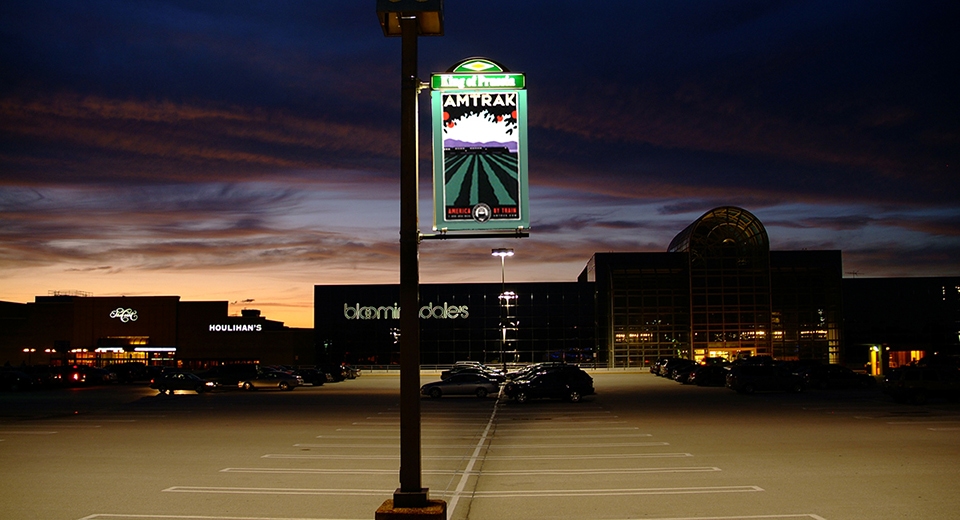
[{"x1": 2, "y1": 1, "x2": 958, "y2": 328}]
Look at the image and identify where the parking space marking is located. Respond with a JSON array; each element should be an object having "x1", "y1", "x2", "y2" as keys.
[
  {"x1": 886, "y1": 420, "x2": 960, "y2": 425},
  {"x1": 614, "y1": 513, "x2": 826, "y2": 520},
  {"x1": 162, "y1": 484, "x2": 762, "y2": 498},
  {"x1": 292, "y1": 441, "x2": 668, "y2": 449},
  {"x1": 80, "y1": 514, "x2": 347, "y2": 520},
  {"x1": 262, "y1": 452, "x2": 693, "y2": 460},
  {"x1": 446, "y1": 397, "x2": 498, "y2": 517},
  {"x1": 220, "y1": 466, "x2": 721, "y2": 476},
  {"x1": 466, "y1": 485, "x2": 764, "y2": 497},
  {"x1": 0, "y1": 430, "x2": 58, "y2": 435},
  {"x1": 164, "y1": 486, "x2": 396, "y2": 496},
  {"x1": 78, "y1": 514, "x2": 825, "y2": 520}
]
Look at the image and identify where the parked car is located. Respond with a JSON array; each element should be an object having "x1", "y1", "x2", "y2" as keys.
[
  {"x1": 0, "y1": 369, "x2": 37, "y2": 391},
  {"x1": 883, "y1": 366, "x2": 960, "y2": 404},
  {"x1": 421, "y1": 373, "x2": 500, "y2": 398},
  {"x1": 687, "y1": 364, "x2": 730, "y2": 386},
  {"x1": 150, "y1": 372, "x2": 217, "y2": 394},
  {"x1": 726, "y1": 364, "x2": 804, "y2": 394},
  {"x1": 670, "y1": 359, "x2": 699, "y2": 382},
  {"x1": 342, "y1": 364, "x2": 361, "y2": 379},
  {"x1": 796, "y1": 364, "x2": 876, "y2": 389},
  {"x1": 506, "y1": 362, "x2": 567, "y2": 381},
  {"x1": 51, "y1": 365, "x2": 117, "y2": 386},
  {"x1": 658, "y1": 357, "x2": 692, "y2": 377},
  {"x1": 196, "y1": 364, "x2": 261, "y2": 387},
  {"x1": 650, "y1": 357, "x2": 676, "y2": 375},
  {"x1": 293, "y1": 368, "x2": 326, "y2": 386},
  {"x1": 503, "y1": 365, "x2": 595, "y2": 403},
  {"x1": 442, "y1": 364, "x2": 505, "y2": 382},
  {"x1": 238, "y1": 370, "x2": 302, "y2": 391},
  {"x1": 104, "y1": 362, "x2": 150, "y2": 383}
]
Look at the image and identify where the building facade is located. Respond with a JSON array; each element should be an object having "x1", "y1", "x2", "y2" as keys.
[
  {"x1": 0, "y1": 295, "x2": 313, "y2": 368},
  {"x1": 314, "y1": 282, "x2": 597, "y2": 367},
  {"x1": 4, "y1": 207, "x2": 955, "y2": 370},
  {"x1": 580, "y1": 207, "x2": 844, "y2": 367}
]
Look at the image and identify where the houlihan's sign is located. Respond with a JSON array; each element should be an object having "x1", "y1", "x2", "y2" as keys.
[{"x1": 431, "y1": 58, "x2": 529, "y2": 232}]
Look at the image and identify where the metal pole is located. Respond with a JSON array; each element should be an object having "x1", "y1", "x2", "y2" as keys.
[
  {"x1": 500, "y1": 255, "x2": 505, "y2": 370},
  {"x1": 395, "y1": 13, "x2": 427, "y2": 507}
]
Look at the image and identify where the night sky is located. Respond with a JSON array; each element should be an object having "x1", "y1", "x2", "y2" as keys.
[{"x1": 2, "y1": 1, "x2": 958, "y2": 327}]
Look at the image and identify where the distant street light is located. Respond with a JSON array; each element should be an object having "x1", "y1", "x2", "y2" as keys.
[
  {"x1": 492, "y1": 248, "x2": 514, "y2": 286},
  {"x1": 492, "y1": 248, "x2": 514, "y2": 369}
]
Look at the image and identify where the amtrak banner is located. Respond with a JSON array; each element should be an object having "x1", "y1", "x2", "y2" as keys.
[{"x1": 431, "y1": 58, "x2": 529, "y2": 232}]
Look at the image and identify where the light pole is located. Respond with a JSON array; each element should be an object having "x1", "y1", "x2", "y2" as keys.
[
  {"x1": 492, "y1": 248, "x2": 514, "y2": 369},
  {"x1": 376, "y1": 0, "x2": 444, "y2": 515},
  {"x1": 492, "y1": 248, "x2": 514, "y2": 287}
]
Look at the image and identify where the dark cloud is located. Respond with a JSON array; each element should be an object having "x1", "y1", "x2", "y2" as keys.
[{"x1": 1, "y1": 1, "x2": 957, "y2": 317}]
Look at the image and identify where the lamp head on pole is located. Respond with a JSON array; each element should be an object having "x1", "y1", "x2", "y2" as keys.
[
  {"x1": 491, "y1": 248, "x2": 514, "y2": 258},
  {"x1": 377, "y1": 0, "x2": 444, "y2": 37}
]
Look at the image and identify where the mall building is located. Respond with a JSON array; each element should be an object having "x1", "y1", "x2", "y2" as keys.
[
  {"x1": 0, "y1": 295, "x2": 313, "y2": 368},
  {"x1": 316, "y1": 207, "x2": 851, "y2": 368},
  {"x1": 3, "y1": 207, "x2": 957, "y2": 369}
]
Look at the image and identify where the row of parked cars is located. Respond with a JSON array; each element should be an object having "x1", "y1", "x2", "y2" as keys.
[
  {"x1": 420, "y1": 361, "x2": 596, "y2": 403},
  {"x1": 0, "y1": 362, "x2": 360, "y2": 393},
  {"x1": 651, "y1": 356, "x2": 877, "y2": 394},
  {"x1": 1, "y1": 363, "x2": 122, "y2": 390}
]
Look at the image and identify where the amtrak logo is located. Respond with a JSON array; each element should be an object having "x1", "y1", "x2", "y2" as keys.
[{"x1": 472, "y1": 203, "x2": 492, "y2": 222}]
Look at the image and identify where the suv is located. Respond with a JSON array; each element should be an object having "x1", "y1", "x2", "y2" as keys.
[
  {"x1": 503, "y1": 365, "x2": 594, "y2": 403},
  {"x1": 883, "y1": 366, "x2": 960, "y2": 404}
]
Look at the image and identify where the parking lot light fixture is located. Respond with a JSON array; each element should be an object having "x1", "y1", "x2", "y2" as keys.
[{"x1": 376, "y1": 0, "x2": 445, "y2": 516}]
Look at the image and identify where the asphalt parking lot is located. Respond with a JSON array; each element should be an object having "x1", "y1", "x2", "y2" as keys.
[{"x1": 2, "y1": 371, "x2": 959, "y2": 519}]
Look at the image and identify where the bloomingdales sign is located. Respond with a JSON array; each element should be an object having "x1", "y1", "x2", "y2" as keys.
[{"x1": 343, "y1": 302, "x2": 469, "y2": 321}]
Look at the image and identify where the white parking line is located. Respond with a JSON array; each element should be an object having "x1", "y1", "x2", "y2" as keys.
[
  {"x1": 164, "y1": 486, "x2": 394, "y2": 496},
  {"x1": 446, "y1": 399, "x2": 498, "y2": 517},
  {"x1": 291, "y1": 441, "x2": 668, "y2": 449},
  {"x1": 262, "y1": 452, "x2": 693, "y2": 460},
  {"x1": 886, "y1": 420, "x2": 960, "y2": 425},
  {"x1": 603, "y1": 516, "x2": 826, "y2": 520},
  {"x1": 220, "y1": 466, "x2": 721, "y2": 476},
  {"x1": 317, "y1": 432, "x2": 650, "y2": 440},
  {"x1": 468, "y1": 485, "x2": 764, "y2": 497},
  {"x1": 79, "y1": 514, "x2": 345, "y2": 520},
  {"x1": 162, "y1": 485, "x2": 762, "y2": 498},
  {"x1": 78, "y1": 514, "x2": 825, "y2": 520},
  {"x1": 0, "y1": 430, "x2": 58, "y2": 435}
]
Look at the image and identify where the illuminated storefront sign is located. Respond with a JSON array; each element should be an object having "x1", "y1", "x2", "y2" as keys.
[
  {"x1": 208, "y1": 324, "x2": 263, "y2": 332},
  {"x1": 343, "y1": 302, "x2": 469, "y2": 320},
  {"x1": 109, "y1": 308, "x2": 138, "y2": 323},
  {"x1": 431, "y1": 57, "x2": 529, "y2": 232}
]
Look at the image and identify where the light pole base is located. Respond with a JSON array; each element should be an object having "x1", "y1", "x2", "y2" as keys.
[{"x1": 376, "y1": 492, "x2": 447, "y2": 520}]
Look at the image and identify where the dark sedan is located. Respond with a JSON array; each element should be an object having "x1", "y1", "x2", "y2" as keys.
[
  {"x1": 421, "y1": 373, "x2": 499, "y2": 398},
  {"x1": 503, "y1": 366, "x2": 594, "y2": 403},
  {"x1": 796, "y1": 364, "x2": 876, "y2": 389},
  {"x1": 688, "y1": 364, "x2": 730, "y2": 386},
  {"x1": 441, "y1": 365, "x2": 505, "y2": 383},
  {"x1": 726, "y1": 364, "x2": 804, "y2": 394},
  {"x1": 238, "y1": 370, "x2": 302, "y2": 391},
  {"x1": 150, "y1": 372, "x2": 217, "y2": 394}
]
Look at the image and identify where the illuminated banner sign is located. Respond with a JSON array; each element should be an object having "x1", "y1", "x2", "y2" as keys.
[
  {"x1": 431, "y1": 58, "x2": 529, "y2": 232},
  {"x1": 109, "y1": 308, "x2": 138, "y2": 323},
  {"x1": 209, "y1": 324, "x2": 263, "y2": 332},
  {"x1": 343, "y1": 302, "x2": 469, "y2": 320}
]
